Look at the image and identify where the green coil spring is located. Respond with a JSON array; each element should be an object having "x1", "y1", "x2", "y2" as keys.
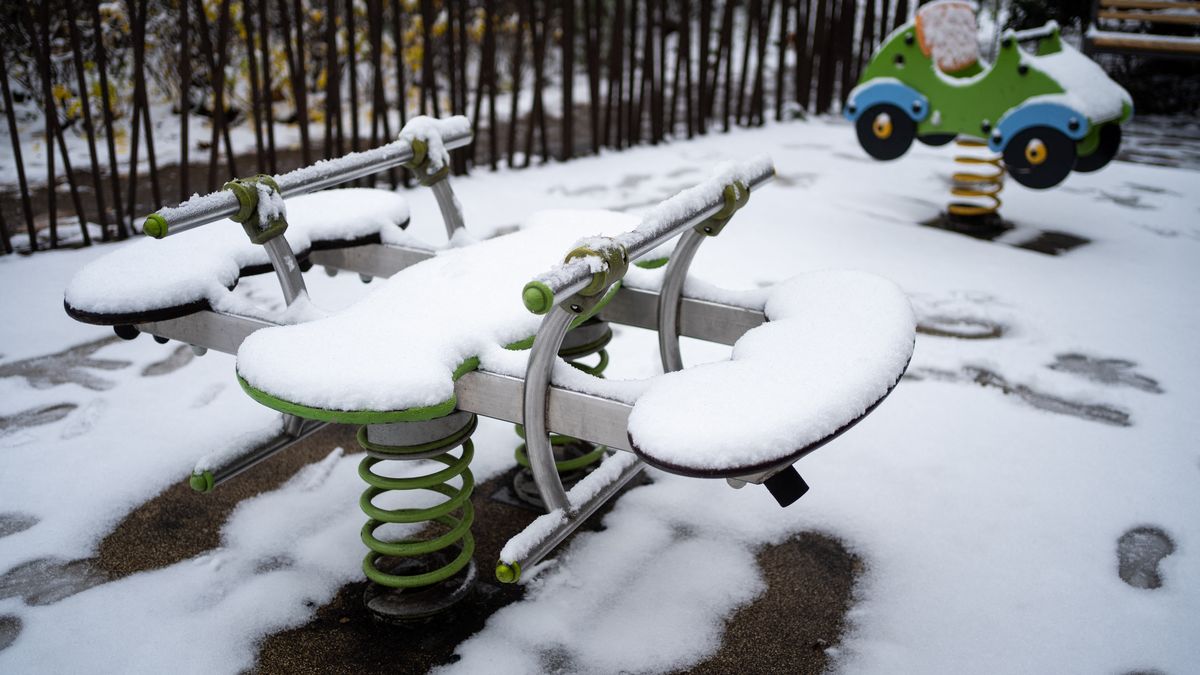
[
  {"x1": 358, "y1": 414, "x2": 477, "y2": 589},
  {"x1": 513, "y1": 319, "x2": 612, "y2": 474}
]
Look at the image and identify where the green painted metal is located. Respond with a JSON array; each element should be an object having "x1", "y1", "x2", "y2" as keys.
[
  {"x1": 634, "y1": 257, "x2": 669, "y2": 270},
  {"x1": 143, "y1": 213, "x2": 168, "y2": 239},
  {"x1": 359, "y1": 421, "x2": 477, "y2": 589},
  {"x1": 402, "y1": 138, "x2": 451, "y2": 186},
  {"x1": 495, "y1": 560, "x2": 520, "y2": 584},
  {"x1": 563, "y1": 240, "x2": 630, "y2": 298},
  {"x1": 860, "y1": 26, "x2": 1065, "y2": 140},
  {"x1": 189, "y1": 470, "x2": 214, "y2": 493},
  {"x1": 523, "y1": 281, "x2": 555, "y2": 314},
  {"x1": 696, "y1": 180, "x2": 750, "y2": 237},
  {"x1": 224, "y1": 174, "x2": 288, "y2": 245},
  {"x1": 236, "y1": 356, "x2": 479, "y2": 424}
]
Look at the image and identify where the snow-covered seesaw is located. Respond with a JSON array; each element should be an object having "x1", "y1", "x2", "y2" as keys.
[{"x1": 64, "y1": 116, "x2": 915, "y2": 620}]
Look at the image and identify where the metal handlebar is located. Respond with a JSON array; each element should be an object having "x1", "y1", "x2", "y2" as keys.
[
  {"x1": 521, "y1": 157, "x2": 774, "y2": 314},
  {"x1": 143, "y1": 116, "x2": 474, "y2": 238}
]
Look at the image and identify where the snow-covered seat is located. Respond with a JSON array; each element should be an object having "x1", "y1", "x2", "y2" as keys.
[
  {"x1": 235, "y1": 217, "x2": 914, "y2": 477},
  {"x1": 916, "y1": 0, "x2": 981, "y2": 74},
  {"x1": 627, "y1": 271, "x2": 914, "y2": 477},
  {"x1": 64, "y1": 188, "x2": 411, "y2": 325},
  {"x1": 235, "y1": 214, "x2": 638, "y2": 422}
]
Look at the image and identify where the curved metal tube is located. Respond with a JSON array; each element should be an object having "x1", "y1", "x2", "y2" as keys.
[
  {"x1": 521, "y1": 306, "x2": 575, "y2": 512},
  {"x1": 263, "y1": 236, "x2": 308, "y2": 306},
  {"x1": 656, "y1": 228, "x2": 706, "y2": 373},
  {"x1": 528, "y1": 162, "x2": 774, "y2": 305},
  {"x1": 431, "y1": 179, "x2": 466, "y2": 238}
]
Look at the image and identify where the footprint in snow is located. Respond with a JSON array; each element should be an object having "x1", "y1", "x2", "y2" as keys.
[
  {"x1": 0, "y1": 615, "x2": 20, "y2": 653},
  {"x1": 0, "y1": 403, "x2": 78, "y2": 440},
  {"x1": 59, "y1": 399, "x2": 108, "y2": 440},
  {"x1": 905, "y1": 366, "x2": 1131, "y2": 426},
  {"x1": 0, "y1": 557, "x2": 109, "y2": 606},
  {"x1": 140, "y1": 344, "x2": 195, "y2": 377},
  {"x1": 0, "y1": 513, "x2": 38, "y2": 539},
  {"x1": 0, "y1": 337, "x2": 131, "y2": 391},
  {"x1": 191, "y1": 382, "x2": 226, "y2": 408},
  {"x1": 917, "y1": 315, "x2": 1005, "y2": 340},
  {"x1": 1048, "y1": 354, "x2": 1163, "y2": 394},
  {"x1": 1117, "y1": 527, "x2": 1175, "y2": 590}
]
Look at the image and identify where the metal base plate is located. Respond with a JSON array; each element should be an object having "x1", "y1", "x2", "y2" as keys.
[
  {"x1": 363, "y1": 553, "x2": 477, "y2": 624},
  {"x1": 510, "y1": 441, "x2": 601, "y2": 511}
]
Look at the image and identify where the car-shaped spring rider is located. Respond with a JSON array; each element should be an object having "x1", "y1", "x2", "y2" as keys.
[{"x1": 845, "y1": 0, "x2": 1132, "y2": 190}]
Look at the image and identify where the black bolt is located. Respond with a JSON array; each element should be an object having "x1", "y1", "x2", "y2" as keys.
[
  {"x1": 904, "y1": 33, "x2": 914, "y2": 46},
  {"x1": 894, "y1": 53, "x2": 905, "y2": 66},
  {"x1": 114, "y1": 324, "x2": 139, "y2": 341},
  {"x1": 981, "y1": 120, "x2": 991, "y2": 133},
  {"x1": 848, "y1": 104, "x2": 857, "y2": 114},
  {"x1": 1068, "y1": 118, "x2": 1080, "y2": 131},
  {"x1": 912, "y1": 100, "x2": 923, "y2": 113},
  {"x1": 1002, "y1": 37, "x2": 1013, "y2": 48},
  {"x1": 153, "y1": 335, "x2": 169, "y2": 345},
  {"x1": 1018, "y1": 63, "x2": 1029, "y2": 76}
]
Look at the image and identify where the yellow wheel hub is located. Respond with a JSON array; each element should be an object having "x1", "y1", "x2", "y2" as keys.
[
  {"x1": 1024, "y1": 138, "x2": 1047, "y2": 165},
  {"x1": 872, "y1": 115, "x2": 893, "y2": 140}
]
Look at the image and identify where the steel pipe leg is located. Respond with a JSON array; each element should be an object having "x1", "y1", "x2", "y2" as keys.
[{"x1": 521, "y1": 306, "x2": 576, "y2": 513}]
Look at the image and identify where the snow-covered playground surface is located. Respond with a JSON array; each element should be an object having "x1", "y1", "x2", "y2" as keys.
[{"x1": 1, "y1": 116, "x2": 1197, "y2": 673}]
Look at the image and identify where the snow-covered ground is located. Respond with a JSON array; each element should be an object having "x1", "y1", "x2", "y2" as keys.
[{"x1": 1, "y1": 116, "x2": 1197, "y2": 673}]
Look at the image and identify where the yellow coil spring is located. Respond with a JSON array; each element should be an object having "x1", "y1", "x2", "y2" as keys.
[
  {"x1": 948, "y1": 138, "x2": 1005, "y2": 217},
  {"x1": 358, "y1": 415, "x2": 476, "y2": 589}
]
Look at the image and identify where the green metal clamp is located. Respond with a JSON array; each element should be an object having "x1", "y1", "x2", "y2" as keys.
[
  {"x1": 562, "y1": 239, "x2": 629, "y2": 315},
  {"x1": 695, "y1": 180, "x2": 750, "y2": 238},
  {"x1": 402, "y1": 138, "x2": 451, "y2": 187},
  {"x1": 224, "y1": 174, "x2": 289, "y2": 245}
]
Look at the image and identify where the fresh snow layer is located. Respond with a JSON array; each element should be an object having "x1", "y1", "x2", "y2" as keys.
[
  {"x1": 529, "y1": 157, "x2": 773, "y2": 294},
  {"x1": 236, "y1": 213, "x2": 648, "y2": 413},
  {"x1": 63, "y1": 188, "x2": 411, "y2": 316},
  {"x1": 3, "y1": 115, "x2": 1199, "y2": 675},
  {"x1": 1028, "y1": 42, "x2": 1133, "y2": 123},
  {"x1": 916, "y1": 1, "x2": 981, "y2": 74},
  {"x1": 499, "y1": 453, "x2": 641, "y2": 564},
  {"x1": 396, "y1": 115, "x2": 472, "y2": 173},
  {"x1": 629, "y1": 271, "x2": 915, "y2": 473}
]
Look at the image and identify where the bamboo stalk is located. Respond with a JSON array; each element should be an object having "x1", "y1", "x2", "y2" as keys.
[
  {"x1": 67, "y1": 10, "x2": 109, "y2": 235},
  {"x1": 243, "y1": 0, "x2": 267, "y2": 173},
  {"x1": 179, "y1": 0, "x2": 192, "y2": 201},
  {"x1": 561, "y1": 0, "x2": 575, "y2": 161},
  {"x1": 0, "y1": 49, "x2": 37, "y2": 248},
  {"x1": 259, "y1": 0, "x2": 277, "y2": 173},
  {"x1": 91, "y1": 0, "x2": 127, "y2": 237}
]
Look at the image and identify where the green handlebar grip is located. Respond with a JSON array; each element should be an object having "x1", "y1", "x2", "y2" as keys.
[
  {"x1": 189, "y1": 470, "x2": 215, "y2": 493},
  {"x1": 495, "y1": 561, "x2": 521, "y2": 584},
  {"x1": 143, "y1": 213, "x2": 168, "y2": 239},
  {"x1": 522, "y1": 281, "x2": 554, "y2": 315}
]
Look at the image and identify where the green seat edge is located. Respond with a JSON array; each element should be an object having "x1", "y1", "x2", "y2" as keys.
[{"x1": 234, "y1": 283, "x2": 623, "y2": 423}]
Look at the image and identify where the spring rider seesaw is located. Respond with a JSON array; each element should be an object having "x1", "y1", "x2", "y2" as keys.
[
  {"x1": 845, "y1": 0, "x2": 1132, "y2": 237},
  {"x1": 64, "y1": 116, "x2": 916, "y2": 622}
]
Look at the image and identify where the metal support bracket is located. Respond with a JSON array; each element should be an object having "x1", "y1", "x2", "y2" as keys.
[{"x1": 522, "y1": 238, "x2": 630, "y2": 514}]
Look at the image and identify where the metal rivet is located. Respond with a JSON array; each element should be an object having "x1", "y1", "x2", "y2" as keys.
[
  {"x1": 570, "y1": 304, "x2": 582, "y2": 313},
  {"x1": 981, "y1": 120, "x2": 991, "y2": 133},
  {"x1": 1018, "y1": 63, "x2": 1029, "y2": 75},
  {"x1": 912, "y1": 100, "x2": 923, "y2": 112},
  {"x1": 1068, "y1": 118, "x2": 1080, "y2": 130},
  {"x1": 894, "y1": 54, "x2": 905, "y2": 66}
]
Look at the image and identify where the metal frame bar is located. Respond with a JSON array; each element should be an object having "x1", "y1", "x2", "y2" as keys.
[
  {"x1": 657, "y1": 228, "x2": 706, "y2": 372},
  {"x1": 149, "y1": 120, "x2": 474, "y2": 236}
]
